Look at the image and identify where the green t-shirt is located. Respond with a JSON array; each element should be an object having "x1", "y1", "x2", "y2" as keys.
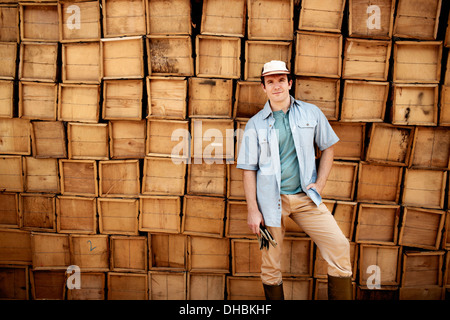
[{"x1": 273, "y1": 109, "x2": 302, "y2": 194}]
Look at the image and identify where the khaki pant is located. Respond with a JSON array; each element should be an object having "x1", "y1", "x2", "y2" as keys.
[{"x1": 261, "y1": 192, "x2": 352, "y2": 285}]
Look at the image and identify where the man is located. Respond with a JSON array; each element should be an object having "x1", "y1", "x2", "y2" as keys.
[{"x1": 236, "y1": 60, "x2": 353, "y2": 300}]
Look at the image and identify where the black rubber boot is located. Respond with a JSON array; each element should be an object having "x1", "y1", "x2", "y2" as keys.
[
  {"x1": 263, "y1": 282, "x2": 284, "y2": 300},
  {"x1": 327, "y1": 275, "x2": 352, "y2": 300}
]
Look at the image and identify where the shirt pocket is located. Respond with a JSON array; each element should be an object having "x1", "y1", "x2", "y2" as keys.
[{"x1": 296, "y1": 119, "x2": 317, "y2": 147}]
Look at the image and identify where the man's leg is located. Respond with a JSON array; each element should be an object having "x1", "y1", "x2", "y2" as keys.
[
  {"x1": 288, "y1": 193, "x2": 353, "y2": 300},
  {"x1": 260, "y1": 196, "x2": 291, "y2": 300}
]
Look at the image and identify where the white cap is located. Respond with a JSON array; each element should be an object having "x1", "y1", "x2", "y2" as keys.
[{"x1": 261, "y1": 60, "x2": 290, "y2": 77}]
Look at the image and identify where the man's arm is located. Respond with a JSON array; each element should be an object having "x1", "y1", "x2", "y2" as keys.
[
  {"x1": 306, "y1": 145, "x2": 334, "y2": 194},
  {"x1": 242, "y1": 169, "x2": 264, "y2": 235}
]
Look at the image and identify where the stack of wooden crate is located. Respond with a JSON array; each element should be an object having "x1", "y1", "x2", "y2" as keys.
[{"x1": 0, "y1": 0, "x2": 449, "y2": 300}]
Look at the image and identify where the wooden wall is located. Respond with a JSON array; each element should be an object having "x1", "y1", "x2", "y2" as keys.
[{"x1": 0, "y1": 0, "x2": 449, "y2": 300}]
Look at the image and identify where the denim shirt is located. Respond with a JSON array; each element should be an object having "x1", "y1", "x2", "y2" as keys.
[{"x1": 236, "y1": 96, "x2": 339, "y2": 227}]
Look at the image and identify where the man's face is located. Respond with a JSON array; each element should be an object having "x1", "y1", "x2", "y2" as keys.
[{"x1": 261, "y1": 74, "x2": 292, "y2": 104}]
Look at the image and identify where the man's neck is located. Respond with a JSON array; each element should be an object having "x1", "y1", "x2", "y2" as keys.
[{"x1": 269, "y1": 97, "x2": 291, "y2": 113}]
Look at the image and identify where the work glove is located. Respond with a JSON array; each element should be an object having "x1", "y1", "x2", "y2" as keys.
[{"x1": 257, "y1": 224, "x2": 277, "y2": 250}]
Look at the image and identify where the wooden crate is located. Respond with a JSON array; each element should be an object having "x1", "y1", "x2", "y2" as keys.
[
  {"x1": 201, "y1": 0, "x2": 245, "y2": 37},
  {"x1": 225, "y1": 200, "x2": 252, "y2": 238},
  {"x1": 182, "y1": 195, "x2": 226, "y2": 238},
  {"x1": 187, "y1": 160, "x2": 227, "y2": 197},
  {"x1": 142, "y1": 156, "x2": 186, "y2": 196},
  {"x1": 188, "y1": 236, "x2": 229, "y2": 273},
  {"x1": 195, "y1": 35, "x2": 241, "y2": 79},
  {"x1": 146, "y1": 0, "x2": 191, "y2": 35},
  {"x1": 102, "y1": 79, "x2": 143, "y2": 120},
  {"x1": 19, "y1": 81, "x2": 57, "y2": 120},
  {"x1": 247, "y1": 0, "x2": 293, "y2": 40},
  {"x1": 321, "y1": 161, "x2": 358, "y2": 201},
  {"x1": 0, "y1": 80, "x2": 13, "y2": 118},
  {"x1": 355, "y1": 204, "x2": 400, "y2": 245},
  {"x1": 188, "y1": 77, "x2": 233, "y2": 118},
  {"x1": 227, "y1": 164, "x2": 245, "y2": 200},
  {"x1": 0, "y1": 192, "x2": 19, "y2": 228},
  {"x1": 191, "y1": 119, "x2": 235, "y2": 161},
  {"x1": 147, "y1": 35, "x2": 193, "y2": 77},
  {"x1": 56, "y1": 195, "x2": 97, "y2": 234},
  {"x1": 31, "y1": 121, "x2": 67, "y2": 158},
  {"x1": 234, "y1": 81, "x2": 266, "y2": 120},
  {"x1": 226, "y1": 276, "x2": 264, "y2": 300},
  {"x1": 0, "y1": 265, "x2": 29, "y2": 300},
  {"x1": 348, "y1": 0, "x2": 395, "y2": 39},
  {"x1": 356, "y1": 286, "x2": 399, "y2": 300},
  {"x1": 59, "y1": 159, "x2": 98, "y2": 196},
  {"x1": 231, "y1": 239, "x2": 261, "y2": 276},
  {"x1": 444, "y1": 211, "x2": 450, "y2": 250},
  {"x1": 67, "y1": 272, "x2": 105, "y2": 300},
  {"x1": 67, "y1": 123, "x2": 109, "y2": 160},
  {"x1": 59, "y1": 1, "x2": 101, "y2": 42},
  {"x1": 0, "y1": 118, "x2": 31, "y2": 155},
  {"x1": 69, "y1": 234, "x2": 109, "y2": 271},
  {"x1": 110, "y1": 236, "x2": 148, "y2": 273},
  {"x1": 359, "y1": 244, "x2": 401, "y2": 286},
  {"x1": 410, "y1": 126, "x2": 450, "y2": 170},
  {"x1": 333, "y1": 201, "x2": 357, "y2": 240},
  {"x1": 356, "y1": 162, "x2": 403, "y2": 204},
  {"x1": 294, "y1": 31, "x2": 342, "y2": 78},
  {"x1": 99, "y1": 160, "x2": 140, "y2": 197},
  {"x1": 148, "y1": 271, "x2": 186, "y2": 300},
  {"x1": 31, "y1": 270, "x2": 66, "y2": 300},
  {"x1": 107, "y1": 272, "x2": 148, "y2": 300},
  {"x1": 146, "y1": 76, "x2": 187, "y2": 119},
  {"x1": 399, "y1": 286, "x2": 445, "y2": 300},
  {"x1": 146, "y1": 119, "x2": 189, "y2": 158},
  {"x1": 401, "y1": 250, "x2": 445, "y2": 287},
  {"x1": 109, "y1": 120, "x2": 146, "y2": 159},
  {"x1": 0, "y1": 42, "x2": 17, "y2": 80},
  {"x1": 98, "y1": 198, "x2": 139, "y2": 235},
  {"x1": 342, "y1": 38, "x2": 391, "y2": 81},
  {"x1": 399, "y1": 207, "x2": 445, "y2": 250},
  {"x1": 393, "y1": 0, "x2": 442, "y2": 40},
  {"x1": 314, "y1": 242, "x2": 357, "y2": 280},
  {"x1": 244, "y1": 41, "x2": 292, "y2": 81},
  {"x1": 283, "y1": 278, "x2": 314, "y2": 300},
  {"x1": 440, "y1": 85, "x2": 450, "y2": 126},
  {"x1": 341, "y1": 80, "x2": 388, "y2": 122},
  {"x1": 61, "y1": 42, "x2": 101, "y2": 84},
  {"x1": 19, "y1": 42, "x2": 58, "y2": 82},
  {"x1": 31, "y1": 232, "x2": 70, "y2": 270},
  {"x1": 19, "y1": 193, "x2": 56, "y2": 232},
  {"x1": 0, "y1": 5, "x2": 19, "y2": 42},
  {"x1": 235, "y1": 120, "x2": 247, "y2": 161},
  {"x1": 148, "y1": 233, "x2": 186, "y2": 270},
  {"x1": 393, "y1": 41, "x2": 442, "y2": 83},
  {"x1": 0, "y1": 229, "x2": 31, "y2": 265},
  {"x1": 0, "y1": 155, "x2": 23, "y2": 192},
  {"x1": 101, "y1": 37, "x2": 144, "y2": 79},
  {"x1": 392, "y1": 84, "x2": 438, "y2": 126},
  {"x1": 365, "y1": 123, "x2": 415, "y2": 166},
  {"x1": 102, "y1": 0, "x2": 146, "y2": 37},
  {"x1": 280, "y1": 237, "x2": 313, "y2": 277},
  {"x1": 188, "y1": 273, "x2": 225, "y2": 300},
  {"x1": 329, "y1": 122, "x2": 365, "y2": 161},
  {"x1": 295, "y1": 77, "x2": 340, "y2": 120},
  {"x1": 298, "y1": 0, "x2": 345, "y2": 33},
  {"x1": 402, "y1": 169, "x2": 447, "y2": 209},
  {"x1": 20, "y1": 3, "x2": 59, "y2": 42},
  {"x1": 58, "y1": 84, "x2": 100, "y2": 123}
]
